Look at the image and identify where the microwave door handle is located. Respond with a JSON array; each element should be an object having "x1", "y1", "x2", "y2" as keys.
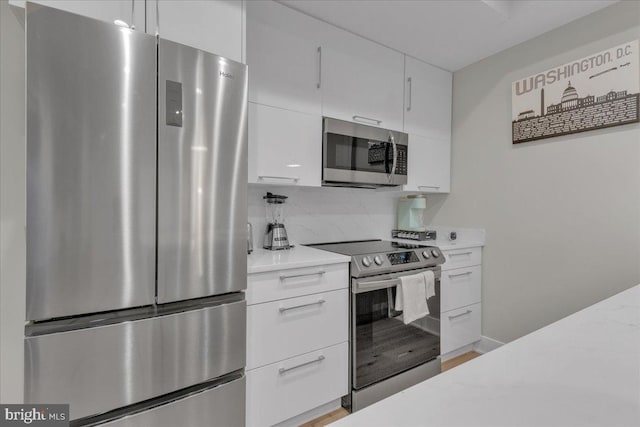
[{"x1": 389, "y1": 133, "x2": 397, "y2": 181}]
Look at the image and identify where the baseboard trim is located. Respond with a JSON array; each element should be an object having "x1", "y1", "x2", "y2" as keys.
[
  {"x1": 473, "y1": 335, "x2": 504, "y2": 354},
  {"x1": 273, "y1": 399, "x2": 342, "y2": 427}
]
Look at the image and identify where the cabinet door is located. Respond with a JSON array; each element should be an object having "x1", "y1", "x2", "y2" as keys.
[
  {"x1": 248, "y1": 103, "x2": 322, "y2": 187},
  {"x1": 404, "y1": 56, "x2": 452, "y2": 141},
  {"x1": 246, "y1": 0, "x2": 322, "y2": 114},
  {"x1": 147, "y1": 0, "x2": 243, "y2": 62},
  {"x1": 321, "y1": 28, "x2": 404, "y2": 131},
  {"x1": 12, "y1": 0, "x2": 145, "y2": 29},
  {"x1": 404, "y1": 134, "x2": 450, "y2": 193}
]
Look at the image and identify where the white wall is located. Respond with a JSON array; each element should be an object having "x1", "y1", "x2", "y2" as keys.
[
  {"x1": 0, "y1": 1, "x2": 26, "y2": 403},
  {"x1": 427, "y1": 1, "x2": 640, "y2": 343}
]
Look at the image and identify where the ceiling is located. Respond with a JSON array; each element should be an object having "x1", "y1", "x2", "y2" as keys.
[{"x1": 277, "y1": 0, "x2": 618, "y2": 71}]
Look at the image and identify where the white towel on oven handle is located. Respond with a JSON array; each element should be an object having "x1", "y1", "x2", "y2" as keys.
[
  {"x1": 423, "y1": 270, "x2": 436, "y2": 300},
  {"x1": 395, "y1": 271, "x2": 433, "y2": 325}
]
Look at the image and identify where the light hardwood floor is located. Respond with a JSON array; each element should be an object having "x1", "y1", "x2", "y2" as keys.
[
  {"x1": 299, "y1": 408, "x2": 349, "y2": 427},
  {"x1": 441, "y1": 351, "x2": 481, "y2": 372},
  {"x1": 300, "y1": 352, "x2": 482, "y2": 427}
]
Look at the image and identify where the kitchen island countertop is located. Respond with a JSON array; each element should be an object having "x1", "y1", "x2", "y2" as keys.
[{"x1": 331, "y1": 284, "x2": 640, "y2": 427}]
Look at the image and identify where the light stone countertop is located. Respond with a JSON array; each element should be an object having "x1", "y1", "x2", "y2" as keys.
[
  {"x1": 248, "y1": 238, "x2": 483, "y2": 274},
  {"x1": 391, "y1": 238, "x2": 485, "y2": 251},
  {"x1": 247, "y1": 245, "x2": 350, "y2": 274},
  {"x1": 331, "y1": 284, "x2": 640, "y2": 427}
]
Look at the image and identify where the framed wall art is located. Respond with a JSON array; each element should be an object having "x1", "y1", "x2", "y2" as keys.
[{"x1": 512, "y1": 40, "x2": 639, "y2": 144}]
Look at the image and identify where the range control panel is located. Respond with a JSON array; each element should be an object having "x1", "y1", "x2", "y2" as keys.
[
  {"x1": 387, "y1": 251, "x2": 419, "y2": 265},
  {"x1": 351, "y1": 246, "x2": 444, "y2": 277}
]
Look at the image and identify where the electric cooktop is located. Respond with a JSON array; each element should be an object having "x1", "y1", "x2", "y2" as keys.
[{"x1": 306, "y1": 239, "x2": 445, "y2": 277}]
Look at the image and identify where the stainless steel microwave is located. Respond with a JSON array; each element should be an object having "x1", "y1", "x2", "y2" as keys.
[{"x1": 322, "y1": 117, "x2": 408, "y2": 188}]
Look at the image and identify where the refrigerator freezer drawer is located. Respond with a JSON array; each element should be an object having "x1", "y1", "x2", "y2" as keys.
[
  {"x1": 25, "y1": 300, "x2": 246, "y2": 421},
  {"x1": 101, "y1": 376, "x2": 245, "y2": 427},
  {"x1": 157, "y1": 39, "x2": 248, "y2": 303},
  {"x1": 26, "y1": 4, "x2": 157, "y2": 321}
]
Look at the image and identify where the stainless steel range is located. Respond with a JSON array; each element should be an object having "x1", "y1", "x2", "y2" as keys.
[{"x1": 306, "y1": 240, "x2": 445, "y2": 412}]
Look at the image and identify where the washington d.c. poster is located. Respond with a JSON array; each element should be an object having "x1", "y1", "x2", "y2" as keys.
[{"x1": 512, "y1": 40, "x2": 639, "y2": 144}]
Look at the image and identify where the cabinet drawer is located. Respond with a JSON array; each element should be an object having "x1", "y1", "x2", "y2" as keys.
[
  {"x1": 247, "y1": 289, "x2": 348, "y2": 370},
  {"x1": 247, "y1": 263, "x2": 348, "y2": 305},
  {"x1": 441, "y1": 303, "x2": 481, "y2": 355},
  {"x1": 246, "y1": 342, "x2": 348, "y2": 427},
  {"x1": 442, "y1": 247, "x2": 482, "y2": 270},
  {"x1": 441, "y1": 265, "x2": 481, "y2": 312}
]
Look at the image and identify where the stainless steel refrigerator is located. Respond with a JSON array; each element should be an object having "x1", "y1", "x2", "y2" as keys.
[{"x1": 24, "y1": 3, "x2": 247, "y2": 425}]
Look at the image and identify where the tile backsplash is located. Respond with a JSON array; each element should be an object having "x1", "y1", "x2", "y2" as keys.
[{"x1": 248, "y1": 184, "x2": 399, "y2": 245}]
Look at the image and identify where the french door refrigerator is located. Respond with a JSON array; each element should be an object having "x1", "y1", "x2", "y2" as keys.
[{"x1": 24, "y1": 3, "x2": 247, "y2": 425}]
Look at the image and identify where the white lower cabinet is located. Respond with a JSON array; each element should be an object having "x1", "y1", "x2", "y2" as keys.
[
  {"x1": 441, "y1": 303, "x2": 482, "y2": 355},
  {"x1": 440, "y1": 246, "x2": 483, "y2": 356},
  {"x1": 246, "y1": 263, "x2": 347, "y2": 305},
  {"x1": 440, "y1": 265, "x2": 481, "y2": 313},
  {"x1": 247, "y1": 261, "x2": 349, "y2": 426},
  {"x1": 247, "y1": 289, "x2": 348, "y2": 370},
  {"x1": 246, "y1": 343, "x2": 348, "y2": 427},
  {"x1": 442, "y1": 247, "x2": 482, "y2": 269}
]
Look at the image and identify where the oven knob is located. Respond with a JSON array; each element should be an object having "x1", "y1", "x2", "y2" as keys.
[
  {"x1": 362, "y1": 256, "x2": 372, "y2": 267},
  {"x1": 431, "y1": 249, "x2": 440, "y2": 258},
  {"x1": 374, "y1": 255, "x2": 383, "y2": 266},
  {"x1": 422, "y1": 250, "x2": 430, "y2": 259}
]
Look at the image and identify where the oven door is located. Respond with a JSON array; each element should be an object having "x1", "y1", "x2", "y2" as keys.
[
  {"x1": 323, "y1": 117, "x2": 407, "y2": 187},
  {"x1": 351, "y1": 267, "x2": 440, "y2": 390}
]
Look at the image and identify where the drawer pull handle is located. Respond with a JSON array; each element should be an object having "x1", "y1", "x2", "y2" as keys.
[
  {"x1": 417, "y1": 185, "x2": 440, "y2": 190},
  {"x1": 449, "y1": 251, "x2": 472, "y2": 257},
  {"x1": 448, "y1": 271, "x2": 472, "y2": 278},
  {"x1": 280, "y1": 271, "x2": 325, "y2": 280},
  {"x1": 279, "y1": 355, "x2": 325, "y2": 374},
  {"x1": 279, "y1": 299, "x2": 326, "y2": 313},
  {"x1": 448, "y1": 310, "x2": 472, "y2": 320},
  {"x1": 352, "y1": 115, "x2": 382, "y2": 126},
  {"x1": 258, "y1": 175, "x2": 300, "y2": 183}
]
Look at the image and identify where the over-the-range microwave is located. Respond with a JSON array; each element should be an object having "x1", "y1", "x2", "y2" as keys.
[{"x1": 322, "y1": 117, "x2": 408, "y2": 188}]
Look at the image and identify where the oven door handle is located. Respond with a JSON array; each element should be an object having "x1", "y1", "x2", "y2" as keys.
[
  {"x1": 354, "y1": 277, "x2": 400, "y2": 293},
  {"x1": 353, "y1": 267, "x2": 441, "y2": 293}
]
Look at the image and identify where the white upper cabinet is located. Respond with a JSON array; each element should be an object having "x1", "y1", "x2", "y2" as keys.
[
  {"x1": 11, "y1": 0, "x2": 146, "y2": 29},
  {"x1": 147, "y1": 0, "x2": 243, "y2": 62},
  {"x1": 320, "y1": 28, "x2": 405, "y2": 132},
  {"x1": 404, "y1": 56, "x2": 452, "y2": 140},
  {"x1": 248, "y1": 103, "x2": 322, "y2": 187},
  {"x1": 405, "y1": 134, "x2": 450, "y2": 193},
  {"x1": 246, "y1": 0, "x2": 323, "y2": 114},
  {"x1": 403, "y1": 56, "x2": 452, "y2": 193}
]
